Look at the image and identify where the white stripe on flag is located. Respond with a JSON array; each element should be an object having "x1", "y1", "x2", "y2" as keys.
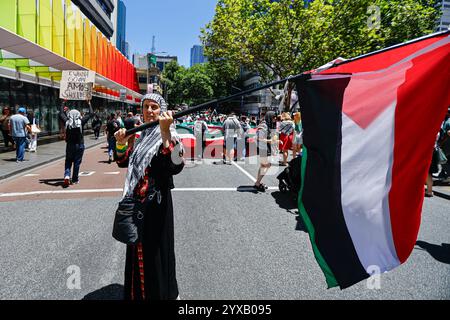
[{"x1": 341, "y1": 105, "x2": 400, "y2": 273}]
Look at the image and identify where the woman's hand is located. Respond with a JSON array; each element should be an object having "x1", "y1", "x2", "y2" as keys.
[
  {"x1": 160, "y1": 111, "x2": 174, "y2": 148},
  {"x1": 159, "y1": 111, "x2": 173, "y2": 134},
  {"x1": 114, "y1": 128, "x2": 131, "y2": 145}
]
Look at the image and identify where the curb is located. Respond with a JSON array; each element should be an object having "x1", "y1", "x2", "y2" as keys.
[{"x1": 0, "y1": 139, "x2": 107, "y2": 181}]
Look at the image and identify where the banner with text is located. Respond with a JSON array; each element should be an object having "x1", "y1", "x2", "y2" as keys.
[{"x1": 60, "y1": 71, "x2": 96, "y2": 100}]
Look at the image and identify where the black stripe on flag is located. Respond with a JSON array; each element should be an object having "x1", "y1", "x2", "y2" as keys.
[{"x1": 296, "y1": 76, "x2": 369, "y2": 289}]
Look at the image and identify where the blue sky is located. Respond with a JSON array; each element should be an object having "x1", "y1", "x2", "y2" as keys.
[{"x1": 126, "y1": 0, "x2": 217, "y2": 67}]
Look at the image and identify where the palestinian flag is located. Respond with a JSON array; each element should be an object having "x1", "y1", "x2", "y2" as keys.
[{"x1": 295, "y1": 31, "x2": 450, "y2": 289}]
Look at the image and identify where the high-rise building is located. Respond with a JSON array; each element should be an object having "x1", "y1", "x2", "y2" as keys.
[
  {"x1": 111, "y1": 0, "x2": 127, "y2": 57},
  {"x1": 436, "y1": 0, "x2": 450, "y2": 31},
  {"x1": 71, "y1": 0, "x2": 115, "y2": 38},
  {"x1": 190, "y1": 45, "x2": 207, "y2": 67}
]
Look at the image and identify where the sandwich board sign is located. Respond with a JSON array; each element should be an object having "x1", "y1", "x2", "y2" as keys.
[{"x1": 60, "y1": 71, "x2": 96, "y2": 100}]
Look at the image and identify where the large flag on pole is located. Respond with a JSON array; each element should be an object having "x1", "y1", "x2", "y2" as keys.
[{"x1": 294, "y1": 31, "x2": 450, "y2": 289}]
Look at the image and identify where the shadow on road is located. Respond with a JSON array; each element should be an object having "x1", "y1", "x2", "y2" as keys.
[
  {"x1": 82, "y1": 284, "x2": 124, "y2": 300},
  {"x1": 39, "y1": 178, "x2": 66, "y2": 188},
  {"x1": 271, "y1": 191, "x2": 297, "y2": 212},
  {"x1": 415, "y1": 241, "x2": 450, "y2": 264},
  {"x1": 237, "y1": 185, "x2": 258, "y2": 193},
  {"x1": 271, "y1": 191, "x2": 307, "y2": 233}
]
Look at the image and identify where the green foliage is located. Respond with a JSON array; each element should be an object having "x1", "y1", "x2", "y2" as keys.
[
  {"x1": 201, "y1": 0, "x2": 440, "y2": 83},
  {"x1": 162, "y1": 61, "x2": 218, "y2": 107}
]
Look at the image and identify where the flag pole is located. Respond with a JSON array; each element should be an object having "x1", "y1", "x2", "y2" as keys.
[{"x1": 126, "y1": 74, "x2": 311, "y2": 136}]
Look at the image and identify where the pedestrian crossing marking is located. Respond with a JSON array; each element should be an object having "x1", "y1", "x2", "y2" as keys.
[
  {"x1": 23, "y1": 174, "x2": 40, "y2": 177},
  {"x1": 79, "y1": 171, "x2": 96, "y2": 176},
  {"x1": 104, "y1": 172, "x2": 121, "y2": 175}
]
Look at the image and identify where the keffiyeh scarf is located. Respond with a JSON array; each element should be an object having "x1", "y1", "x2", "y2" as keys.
[{"x1": 122, "y1": 93, "x2": 181, "y2": 198}]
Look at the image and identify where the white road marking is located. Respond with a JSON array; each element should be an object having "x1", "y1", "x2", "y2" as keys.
[
  {"x1": 104, "y1": 172, "x2": 121, "y2": 175},
  {"x1": 23, "y1": 174, "x2": 40, "y2": 177},
  {"x1": 230, "y1": 161, "x2": 257, "y2": 183},
  {"x1": 0, "y1": 187, "x2": 279, "y2": 197},
  {"x1": 79, "y1": 171, "x2": 96, "y2": 176}
]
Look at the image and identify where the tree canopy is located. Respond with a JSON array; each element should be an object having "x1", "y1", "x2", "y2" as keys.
[{"x1": 201, "y1": 0, "x2": 439, "y2": 83}]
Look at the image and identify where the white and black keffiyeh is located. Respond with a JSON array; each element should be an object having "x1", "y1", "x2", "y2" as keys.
[
  {"x1": 66, "y1": 110, "x2": 82, "y2": 132},
  {"x1": 122, "y1": 94, "x2": 181, "y2": 198}
]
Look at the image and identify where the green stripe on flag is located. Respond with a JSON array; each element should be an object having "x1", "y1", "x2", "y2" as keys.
[{"x1": 298, "y1": 146, "x2": 339, "y2": 288}]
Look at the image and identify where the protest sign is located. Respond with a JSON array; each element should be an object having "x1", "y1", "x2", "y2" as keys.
[{"x1": 60, "y1": 71, "x2": 96, "y2": 100}]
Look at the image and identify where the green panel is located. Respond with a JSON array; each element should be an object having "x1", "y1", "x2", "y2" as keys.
[
  {"x1": 15, "y1": 58, "x2": 30, "y2": 67},
  {"x1": 0, "y1": 0, "x2": 17, "y2": 33},
  {"x1": 39, "y1": 0, "x2": 53, "y2": 50},
  {"x1": 17, "y1": 0, "x2": 37, "y2": 43},
  {"x1": 52, "y1": 0, "x2": 65, "y2": 56},
  {"x1": 0, "y1": 59, "x2": 16, "y2": 69}
]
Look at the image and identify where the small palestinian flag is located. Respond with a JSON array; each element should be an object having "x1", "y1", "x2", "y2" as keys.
[{"x1": 295, "y1": 31, "x2": 450, "y2": 289}]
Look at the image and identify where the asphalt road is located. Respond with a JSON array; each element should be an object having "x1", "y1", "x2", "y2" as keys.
[{"x1": 0, "y1": 145, "x2": 448, "y2": 300}]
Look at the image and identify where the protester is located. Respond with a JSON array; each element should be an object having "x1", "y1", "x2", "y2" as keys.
[
  {"x1": 114, "y1": 93, "x2": 185, "y2": 300},
  {"x1": 123, "y1": 112, "x2": 136, "y2": 131},
  {"x1": 438, "y1": 107, "x2": 450, "y2": 182},
  {"x1": 9, "y1": 107, "x2": 31, "y2": 162},
  {"x1": 254, "y1": 111, "x2": 278, "y2": 191},
  {"x1": 106, "y1": 113, "x2": 121, "y2": 163},
  {"x1": 28, "y1": 111, "x2": 41, "y2": 152},
  {"x1": 292, "y1": 112, "x2": 303, "y2": 157},
  {"x1": 59, "y1": 99, "x2": 94, "y2": 186},
  {"x1": 279, "y1": 112, "x2": 295, "y2": 166},
  {"x1": 0, "y1": 106, "x2": 14, "y2": 149},
  {"x1": 222, "y1": 112, "x2": 242, "y2": 164},
  {"x1": 239, "y1": 115, "x2": 250, "y2": 161},
  {"x1": 92, "y1": 114, "x2": 102, "y2": 140},
  {"x1": 193, "y1": 115, "x2": 209, "y2": 160}
]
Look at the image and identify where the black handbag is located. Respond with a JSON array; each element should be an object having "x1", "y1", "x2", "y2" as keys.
[{"x1": 112, "y1": 197, "x2": 146, "y2": 244}]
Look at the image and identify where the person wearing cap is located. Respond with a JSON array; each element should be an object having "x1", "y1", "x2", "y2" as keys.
[
  {"x1": 9, "y1": 107, "x2": 31, "y2": 162},
  {"x1": 114, "y1": 93, "x2": 185, "y2": 300}
]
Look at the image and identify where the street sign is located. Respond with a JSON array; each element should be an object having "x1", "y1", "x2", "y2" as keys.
[
  {"x1": 119, "y1": 89, "x2": 127, "y2": 101},
  {"x1": 60, "y1": 70, "x2": 96, "y2": 100},
  {"x1": 147, "y1": 54, "x2": 157, "y2": 67}
]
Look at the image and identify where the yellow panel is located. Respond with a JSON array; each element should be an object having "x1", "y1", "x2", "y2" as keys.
[
  {"x1": 74, "y1": 8, "x2": 84, "y2": 65},
  {"x1": 52, "y1": 0, "x2": 65, "y2": 56},
  {"x1": 38, "y1": 0, "x2": 52, "y2": 50},
  {"x1": 83, "y1": 20, "x2": 91, "y2": 69},
  {"x1": 65, "y1": 0, "x2": 75, "y2": 61},
  {"x1": 17, "y1": 0, "x2": 37, "y2": 43},
  {"x1": 90, "y1": 26, "x2": 97, "y2": 72},
  {"x1": 0, "y1": 0, "x2": 17, "y2": 33}
]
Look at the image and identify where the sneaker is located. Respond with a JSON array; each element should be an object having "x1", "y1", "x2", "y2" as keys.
[
  {"x1": 63, "y1": 176, "x2": 70, "y2": 187},
  {"x1": 72, "y1": 180, "x2": 79, "y2": 185}
]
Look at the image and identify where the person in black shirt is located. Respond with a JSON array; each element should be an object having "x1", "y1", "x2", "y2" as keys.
[
  {"x1": 92, "y1": 114, "x2": 102, "y2": 139},
  {"x1": 59, "y1": 99, "x2": 94, "y2": 187},
  {"x1": 106, "y1": 113, "x2": 121, "y2": 163}
]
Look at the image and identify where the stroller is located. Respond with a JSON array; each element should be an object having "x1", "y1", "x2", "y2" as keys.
[{"x1": 277, "y1": 155, "x2": 302, "y2": 195}]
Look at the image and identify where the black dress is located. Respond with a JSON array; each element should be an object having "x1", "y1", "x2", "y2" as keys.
[{"x1": 117, "y1": 142, "x2": 184, "y2": 300}]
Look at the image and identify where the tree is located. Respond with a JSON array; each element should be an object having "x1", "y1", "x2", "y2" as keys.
[
  {"x1": 201, "y1": 0, "x2": 439, "y2": 84},
  {"x1": 161, "y1": 61, "x2": 216, "y2": 107}
]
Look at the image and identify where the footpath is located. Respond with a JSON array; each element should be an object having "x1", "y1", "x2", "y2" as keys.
[{"x1": 0, "y1": 132, "x2": 107, "y2": 181}]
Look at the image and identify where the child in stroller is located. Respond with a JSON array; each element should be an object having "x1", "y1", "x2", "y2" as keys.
[{"x1": 277, "y1": 155, "x2": 302, "y2": 195}]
